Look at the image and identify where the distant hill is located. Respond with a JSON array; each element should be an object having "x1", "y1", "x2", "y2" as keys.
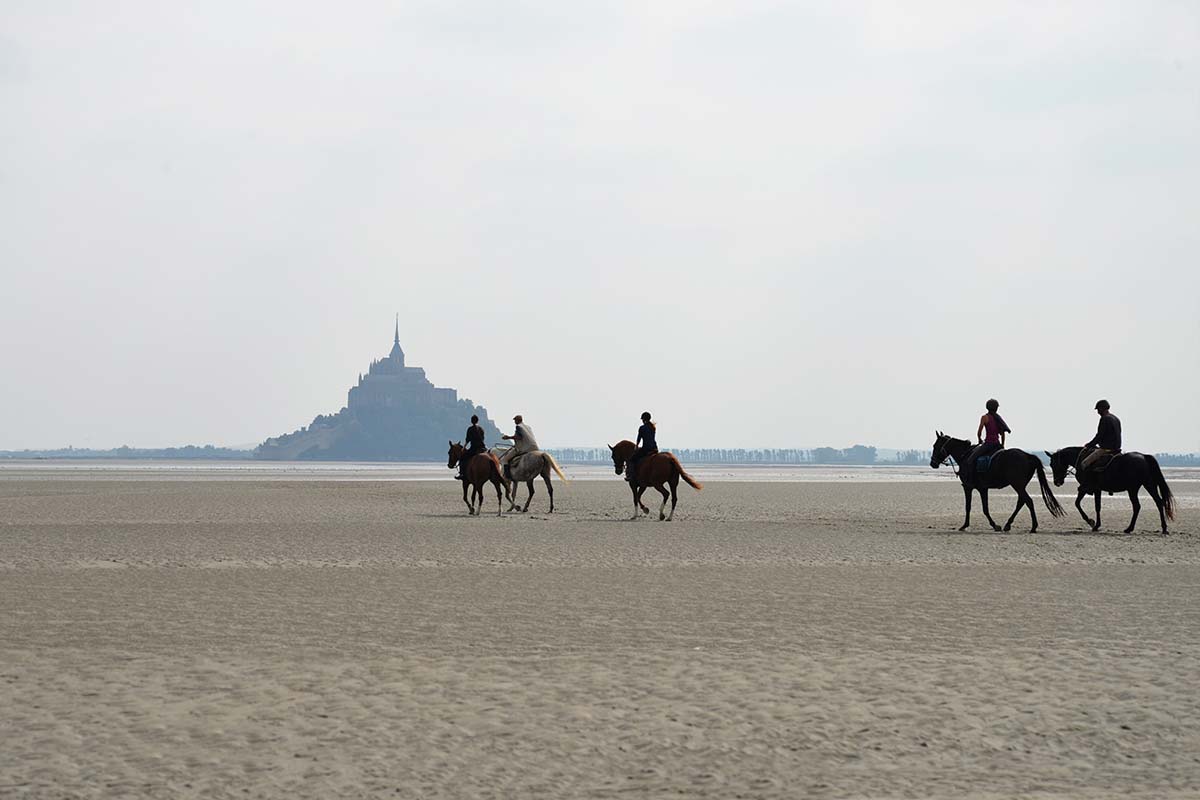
[{"x1": 254, "y1": 321, "x2": 502, "y2": 461}]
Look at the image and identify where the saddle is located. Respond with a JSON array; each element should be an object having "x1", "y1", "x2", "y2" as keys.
[
  {"x1": 967, "y1": 445, "x2": 1002, "y2": 477},
  {"x1": 1078, "y1": 450, "x2": 1118, "y2": 474},
  {"x1": 1078, "y1": 450, "x2": 1121, "y2": 494}
]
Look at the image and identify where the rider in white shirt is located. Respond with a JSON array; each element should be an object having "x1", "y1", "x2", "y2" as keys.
[{"x1": 500, "y1": 415, "x2": 538, "y2": 478}]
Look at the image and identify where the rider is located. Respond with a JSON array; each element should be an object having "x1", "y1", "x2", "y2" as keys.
[
  {"x1": 454, "y1": 414, "x2": 487, "y2": 480},
  {"x1": 626, "y1": 412, "x2": 658, "y2": 485},
  {"x1": 499, "y1": 414, "x2": 539, "y2": 480},
  {"x1": 962, "y1": 399, "x2": 1010, "y2": 482},
  {"x1": 1079, "y1": 399, "x2": 1121, "y2": 487}
]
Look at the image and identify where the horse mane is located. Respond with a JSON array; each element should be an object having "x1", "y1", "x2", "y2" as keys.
[{"x1": 612, "y1": 440, "x2": 636, "y2": 459}]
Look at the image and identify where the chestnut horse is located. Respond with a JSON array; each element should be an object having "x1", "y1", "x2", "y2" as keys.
[
  {"x1": 609, "y1": 440, "x2": 703, "y2": 521},
  {"x1": 447, "y1": 442, "x2": 510, "y2": 516}
]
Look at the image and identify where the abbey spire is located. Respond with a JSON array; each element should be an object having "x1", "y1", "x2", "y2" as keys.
[{"x1": 388, "y1": 313, "x2": 405, "y2": 365}]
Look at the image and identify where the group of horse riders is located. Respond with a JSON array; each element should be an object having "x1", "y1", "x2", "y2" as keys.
[
  {"x1": 960, "y1": 398, "x2": 1121, "y2": 490},
  {"x1": 454, "y1": 413, "x2": 540, "y2": 481},
  {"x1": 449, "y1": 410, "x2": 693, "y2": 519},
  {"x1": 455, "y1": 411, "x2": 659, "y2": 487}
]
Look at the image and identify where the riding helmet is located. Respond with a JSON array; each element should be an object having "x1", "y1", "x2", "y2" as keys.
[
  {"x1": 986, "y1": 399, "x2": 999, "y2": 413},
  {"x1": 641, "y1": 411, "x2": 652, "y2": 421},
  {"x1": 1095, "y1": 399, "x2": 1110, "y2": 411}
]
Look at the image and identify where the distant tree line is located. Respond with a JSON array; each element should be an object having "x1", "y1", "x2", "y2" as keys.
[
  {"x1": 0, "y1": 445, "x2": 252, "y2": 460},
  {"x1": 1154, "y1": 453, "x2": 1200, "y2": 467}
]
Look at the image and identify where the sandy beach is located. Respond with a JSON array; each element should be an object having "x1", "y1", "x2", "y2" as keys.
[{"x1": 2, "y1": 473, "x2": 1199, "y2": 798}]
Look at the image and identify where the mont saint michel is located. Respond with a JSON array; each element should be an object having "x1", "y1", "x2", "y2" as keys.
[{"x1": 255, "y1": 320, "x2": 502, "y2": 461}]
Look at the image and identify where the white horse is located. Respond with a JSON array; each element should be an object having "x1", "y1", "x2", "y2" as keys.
[{"x1": 491, "y1": 446, "x2": 569, "y2": 512}]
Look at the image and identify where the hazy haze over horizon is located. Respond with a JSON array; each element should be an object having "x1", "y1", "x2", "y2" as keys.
[{"x1": 2, "y1": 2, "x2": 1198, "y2": 453}]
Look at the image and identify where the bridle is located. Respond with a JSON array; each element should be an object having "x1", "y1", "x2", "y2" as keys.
[{"x1": 933, "y1": 436, "x2": 961, "y2": 478}]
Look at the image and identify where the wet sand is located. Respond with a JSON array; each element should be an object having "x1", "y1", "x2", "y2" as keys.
[{"x1": 2, "y1": 477, "x2": 1199, "y2": 798}]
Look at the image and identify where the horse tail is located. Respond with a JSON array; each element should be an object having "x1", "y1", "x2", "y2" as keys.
[
  {"x1": 544, "y1": 453, "x2": 569, "y2": 482},
  {"x1": 1147, "y1": 455, "x2": 1176, "y2": 521},
  {"x1": 1034, "y1": 455, "x2": 1065, "y2": 517},
  {"x1": 668, "y1": 454, "x2": 703, "y2": 490}
]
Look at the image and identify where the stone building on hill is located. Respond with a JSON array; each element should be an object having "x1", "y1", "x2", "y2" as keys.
[{"x1": 255, "y1": 319, "x2": 502, "y2": 461}]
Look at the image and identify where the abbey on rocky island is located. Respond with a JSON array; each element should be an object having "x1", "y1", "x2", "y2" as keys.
[{"x1": 255, "y1": 319, "x2": 501, "y2": 461}]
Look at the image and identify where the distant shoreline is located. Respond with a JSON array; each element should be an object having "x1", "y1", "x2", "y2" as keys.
[{"x1": 4, "y1": 447, "x2": 1199, "y2": 467}]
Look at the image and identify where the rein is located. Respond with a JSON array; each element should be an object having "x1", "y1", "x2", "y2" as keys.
[{"x1": 934, "y1": 438, "x2": 964, "y2": 478}]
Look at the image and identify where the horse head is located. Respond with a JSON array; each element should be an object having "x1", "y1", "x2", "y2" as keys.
[
  {"x1": 609, "y1": 441, "x2": 634, "y2": 474},
  {"x1": 447, "y1": 441, "x2": 464, "y2": 469},
  {"x1": 930, "y1": 430, "x2": 948, "y2": 469},
  {"x1": 1045, "y1": 449, "x2": 1069, "y2": 487}
]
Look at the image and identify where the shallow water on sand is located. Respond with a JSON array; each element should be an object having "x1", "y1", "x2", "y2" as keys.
[{"x1": 4, "y1": 458, "x2": 1198, "y2": 483}]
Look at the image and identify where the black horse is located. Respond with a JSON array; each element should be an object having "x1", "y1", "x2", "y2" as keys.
[
  {"x1": 930, "y1": 432, "x2": 1065, "y2": 532},
  {"x1": 1046, "y1": 447, "x2": 1176, "y2": 534}
]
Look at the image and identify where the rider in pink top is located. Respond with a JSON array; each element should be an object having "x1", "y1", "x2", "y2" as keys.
[{"x1": 964, "y1": 399, "x2": 1011, "y2": 481}]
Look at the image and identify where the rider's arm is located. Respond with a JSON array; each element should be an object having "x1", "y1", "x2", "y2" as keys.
[
  {"x1": 977, "y1": 415, "x2": 986, "y2": 444},
  {"x1": 502, "y1": 434, "x2": 513, "y2": 440},
  {"x1": 1000, "y1": 430, "x2": 1006, "y2": 446}
]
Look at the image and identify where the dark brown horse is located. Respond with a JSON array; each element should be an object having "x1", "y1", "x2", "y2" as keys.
[
  {"x1": 448, "y1": 442, "x2": 510, "y2": 517},
  {"x1": 930, "y1": 432, "x2": 1064, "y2": 532},
  {"x1": 609, "y1": 440, "x2": 702, "y2": 521},
  {"x1": 1046, "y1": 447, "x2": 1176, "y2": 534}
]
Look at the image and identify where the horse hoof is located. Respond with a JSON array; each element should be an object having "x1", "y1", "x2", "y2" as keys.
[
  {"x1": 958, "y1": 525, "x2": 969, "y2": 531},
  {"x1": 992, "y1": 526, "x2": 1001, "y2": 532},
  {"x1": 1003, "y1": 524, "x2": 1012, "y2": 532},
  {"x1": 1091, "y1": 525, "x2": 1101, "y2": 532},
  {"x1": 1124, "y1": 527, "x2": 1134, "y2": 534}
]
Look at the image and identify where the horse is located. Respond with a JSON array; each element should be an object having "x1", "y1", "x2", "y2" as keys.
[
  {"x1": 490, "y1": 447, "x2": 568, "y2": 513},
  {"x1": 1046, "y1": 447, "x2": 1176, "y2": 534},
  {"x1": 447, "y1": 442, "x2": 510, "y2": 517},
  {"x1": 609, "y1": 440, "x2": 703, "y2": 521},
  {"x1": 930, "y1": 431, "x2": 1064, "y2": 532}
]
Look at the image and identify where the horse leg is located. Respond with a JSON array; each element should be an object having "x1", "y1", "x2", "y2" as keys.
[
  {"x1": 979, "y1": 488, "x2": 1001, "y2": 532},
  {"x1": 629, "y1": 482, "x2": 640, "y2": 520},
  {"x1": 1092, "y1": 491, "x2": 1102, "y2": 531},
  {"x1": 654, "y1": 484, "x2": 669, "y2": 521},
  {"x1": 1123, "y1": 488, "x2": 1141, "y2": 534},
  {"x1": 636, "y1": 486, "x2": 650, "y2": 516},
  {"x1": 1024, "y1": 487, "x2": 1038, "y2": 533},
  {"x1": 959, "y1": 485, "x2": 972, "y2": 531},
  {"x1": 462, "y1": 479, "x2": 473, "y2": 515},
  {"x1": 522, "y1": 480, "x2": 534, "y2": 513},
  {"x1": 1144, "y1": 482, "x2": 1169, "y2": 534},
  {"x1": 543, "y1": 468, "x2": 554, "y2": 513},
  {"x1": 1075, "y1": 487, "x2": 1093, "y2": 529},
  {"x1": 493, "y1": 477, "x2": 504, "y2": 517},
  {"x1": 504, "y1": 475, "x2": 516, "y2": 512},
  {"x1": 667, "y1": 475, "x2": 679, "y2": 521},
  {"x1": 1005, "y1": 488, "x2": 1032, "y2": 532}
]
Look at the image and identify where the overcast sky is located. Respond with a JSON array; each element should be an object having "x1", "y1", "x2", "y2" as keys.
[{"x1": 3, "y1": 2, "x2": 1198, "y2": 453}]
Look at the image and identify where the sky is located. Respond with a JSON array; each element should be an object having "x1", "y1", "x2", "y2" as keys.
[{"x1": 2, "y1": 1, "x2": 1198, "y2": 453}]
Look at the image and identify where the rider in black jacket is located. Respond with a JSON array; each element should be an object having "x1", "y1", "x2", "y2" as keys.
[
  {"x1": 1079, "y1": 400, "x2": 1122, "y2": 484},
  {"x1": 626, "y1": 412, "x2": 659, "y2": 486},
  {"x1": 455, "y1": 415, "x2": 488, "y2": 480}
]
